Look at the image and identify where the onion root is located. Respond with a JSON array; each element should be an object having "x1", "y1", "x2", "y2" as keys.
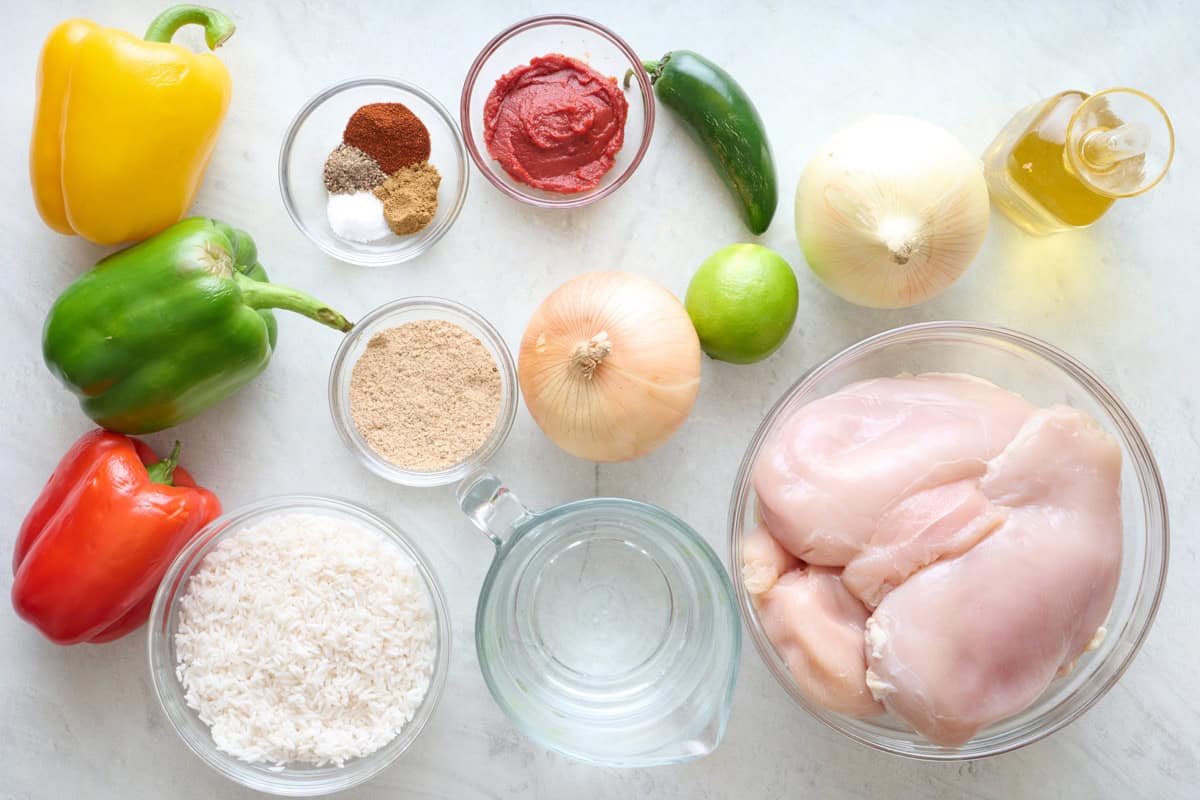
[{"x1": 571, "y1": 333, "x2": 612, "y2": 380}]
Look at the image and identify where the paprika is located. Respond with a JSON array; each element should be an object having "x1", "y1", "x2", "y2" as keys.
[{"x1": 344, "y1": 102, "x2": 431, "y2": 173}]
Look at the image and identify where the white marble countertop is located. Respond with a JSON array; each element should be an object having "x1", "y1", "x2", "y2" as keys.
[{"x1": 2, "y1": 1, "x2": 1197, "y2": 797}]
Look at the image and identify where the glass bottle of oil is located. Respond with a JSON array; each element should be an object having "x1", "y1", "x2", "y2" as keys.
[{"x1": 983, "y1": 88, "x2": 1174, "y2": 235}]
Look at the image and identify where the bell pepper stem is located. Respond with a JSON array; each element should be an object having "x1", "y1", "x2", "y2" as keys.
[
  {"x1": 146, "y1": 441, "x2": 182, "y2": 486},
  {"x1": 234, "y1": 273, "x2": 354, "y2": 333},
  {"x1": 144, "y1": 5, "x2": 236, "y2": 50}
]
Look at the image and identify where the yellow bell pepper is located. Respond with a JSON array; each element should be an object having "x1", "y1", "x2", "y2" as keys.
[{"x1": 30, "y1": 6, "x2": 235, "y2": 245}]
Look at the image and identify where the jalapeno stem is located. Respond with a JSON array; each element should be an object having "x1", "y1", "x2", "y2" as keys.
[
  {"x1": 623, "y1": 59, "x2": 666, "y2": 90},
  {"x1": 144, "y1": 5, "x2": 236, "y2": 50}
]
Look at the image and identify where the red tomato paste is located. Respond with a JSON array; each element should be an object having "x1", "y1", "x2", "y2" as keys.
[{"x1": 483, "y1": 53, "x2": 629, "y2": 194}]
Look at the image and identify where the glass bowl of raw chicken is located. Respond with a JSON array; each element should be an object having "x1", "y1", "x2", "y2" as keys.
[{"x1": 728, "y1": 321, "x2": 1168, "y2": 760}]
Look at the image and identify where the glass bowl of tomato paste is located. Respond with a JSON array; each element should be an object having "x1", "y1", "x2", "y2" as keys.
[{"x1": 461, "y1": 15, "x2": 655, "y2": 208}]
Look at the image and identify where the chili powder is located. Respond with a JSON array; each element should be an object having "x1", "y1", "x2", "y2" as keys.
[{"x1": 343, "y1": 102, "x2": 431, "y2": 173}]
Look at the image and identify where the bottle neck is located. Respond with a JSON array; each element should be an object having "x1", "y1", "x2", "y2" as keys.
[
  {"x1": 1078, "y1": 123, "x2": 1150, "y2": 172},
  {"x1": 1064, "y1": 88, "x2": 1173, "y2": 199}
]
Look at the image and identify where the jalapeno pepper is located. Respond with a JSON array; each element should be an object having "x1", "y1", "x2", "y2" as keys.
[{"x1": 630, "y1": 51, "x2": 777, "y2": 235}]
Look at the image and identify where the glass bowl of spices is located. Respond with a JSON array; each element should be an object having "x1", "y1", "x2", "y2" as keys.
[
  {"x1": 460, "y1": 14, "x2": 655, "y2": 209},
  {"x1": 328, "y1": 297, "x2": 519, "y2": 487},
  {"x1": 280, "y1": 77, "x2": 468, "y2": 266},
  {"x1": 148, "y1": 495, "x2": 452, "y2": 795}
]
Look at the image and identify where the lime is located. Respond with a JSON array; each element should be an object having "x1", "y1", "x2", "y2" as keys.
[{"x1": 684, "y1": 244, "x2": 799, "y2": 364}]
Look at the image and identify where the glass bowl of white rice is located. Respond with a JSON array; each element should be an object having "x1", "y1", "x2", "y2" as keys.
[{"x1": 148, "y1": 495, "x2": 451, "y2": 796}]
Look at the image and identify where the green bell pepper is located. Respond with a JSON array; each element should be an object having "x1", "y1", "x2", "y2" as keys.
[{"x1": 43, "y1": 217, "x2": 353, "y2": 434}]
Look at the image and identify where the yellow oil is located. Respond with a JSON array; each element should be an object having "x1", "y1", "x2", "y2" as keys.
[{"x1": 983, "y1": 92, "x2": 1115, "y2": 235}]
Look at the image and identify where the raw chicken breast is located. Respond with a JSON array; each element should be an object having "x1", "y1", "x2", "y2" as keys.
[
  {"x1": 754, "y1": 374, "x2": 1033, "y2": 565},
  {"x1": 758, "y1": 566, "x2": 884, "y2": 717},
  {"x1": 742, "y1": 523, "x2": 799, "y2": 597},
  {"x1": 842, "y1": 480, "x2": 1007, "y2": 609},
  {"x1": 865, "y1": 407, "x2": 1123, "y2": 745}
]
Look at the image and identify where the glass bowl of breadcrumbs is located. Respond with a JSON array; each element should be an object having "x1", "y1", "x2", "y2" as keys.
[{"x1": 328, "y1": 297, "x2": 518, "y2": 487}]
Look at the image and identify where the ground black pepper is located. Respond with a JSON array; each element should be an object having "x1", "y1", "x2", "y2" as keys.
[{"x1": 323, "y1": 144, "x2": 386, "y2": 194}]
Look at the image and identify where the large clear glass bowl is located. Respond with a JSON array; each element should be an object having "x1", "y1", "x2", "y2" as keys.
[
  {"x1": 460, "y1": 14, "x2": 655, "y2": 209},
  {"x1": 148, "y1": 496, "x2": 452, "y2": 795},
  {"x1": 727, "y1": 321, "x2": 1169, "y2": 760}
]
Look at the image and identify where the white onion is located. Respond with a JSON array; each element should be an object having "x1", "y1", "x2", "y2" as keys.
[
  {"x1": 795, "y1": 114, "x2": 990, "y2": 308},
  {"x1": 518, "y1": 271, "x2": 702, "y2": 462}
]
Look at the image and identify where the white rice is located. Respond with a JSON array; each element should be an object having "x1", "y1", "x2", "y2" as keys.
[{"x1": 174, "y1": 512, "x2": 437, "y2": 768}]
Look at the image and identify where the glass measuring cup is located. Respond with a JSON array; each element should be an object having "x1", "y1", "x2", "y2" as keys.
[{"x1": 457, "y1": 471, "x2": 741, "y2": 767}]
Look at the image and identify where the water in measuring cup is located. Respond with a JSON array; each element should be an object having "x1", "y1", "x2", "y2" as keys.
[{"x1": 475, "y1": 501, "x2": 740, "y2": 767}]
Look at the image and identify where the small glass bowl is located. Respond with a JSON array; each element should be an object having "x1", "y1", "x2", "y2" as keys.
[
  {"x1": 728, "y1": 321, "x2": 1169, "y2": 760},
  {"x1": 148, "y1": 495, "x2": 451, "y2": 796},
  {"x1": 279, "y1": 77, "x2": 469, "y2": 266},
  {"x1": 460, "y1": 14, "x2": 655, "y2": 208},
  {"x1": 328, "y1": 297, "x2": 518, "y2": 487}
]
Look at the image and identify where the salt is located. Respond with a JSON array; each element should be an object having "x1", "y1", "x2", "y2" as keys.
[{"x1": 326, "y1": 191, "x2": 391, "y2": 243}]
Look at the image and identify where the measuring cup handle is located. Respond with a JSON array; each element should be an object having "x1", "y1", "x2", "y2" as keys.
[{"x1": 456, "y1": 469, "x2": 532, "y2": 550}]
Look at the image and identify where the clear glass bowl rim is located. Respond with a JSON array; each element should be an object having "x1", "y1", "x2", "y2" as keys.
[
  {"x1": 147, "y1": 494, "x2": 453, "y2": 795},
  {"x1": 278, "y1": 75, "x2": 470, "y2": 266},
  {"x1": 459, "y1": 13, "x2": 656, "y2": 209},
  {"x1": 474, "y1": 494, "x2": 742, "y2": 767},
  {"x1": 328, "y1": 296, "x2": 519, "y2": 487},
  {"x1": 727, "y1": 319, "x2": 1170, "y2": 760}
]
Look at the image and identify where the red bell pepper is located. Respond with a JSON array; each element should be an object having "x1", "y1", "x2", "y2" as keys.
[{"x1": 12, "y1": 429, "x2": 221, "y2": 644}]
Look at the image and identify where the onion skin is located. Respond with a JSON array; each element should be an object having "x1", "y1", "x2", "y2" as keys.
[
  {"x1": 518, "y1": 271, "x2": 702, "y2": 462},
  {"x1": 795, "y1": 114, "x2": 990, "y2": 309}
]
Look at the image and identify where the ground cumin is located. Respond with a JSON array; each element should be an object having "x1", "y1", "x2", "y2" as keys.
[
  {"x1": 349, "y1": 320, "x2": 501, "y2": 472},
  {"x1": 374, "y1": 162, "x2": 440, "y2": 235}
]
